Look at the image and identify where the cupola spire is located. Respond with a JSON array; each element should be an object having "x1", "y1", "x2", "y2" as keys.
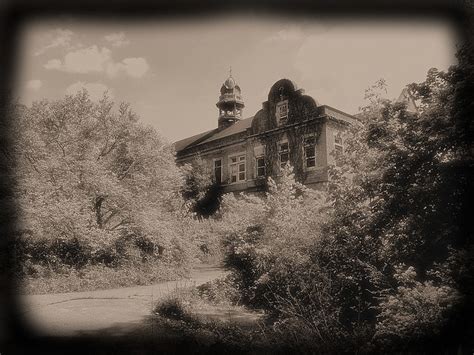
[{"x1": 216, "y1": 70, "x2": 245, "y2": 129}]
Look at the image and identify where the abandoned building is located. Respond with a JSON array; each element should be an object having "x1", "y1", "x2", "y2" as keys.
[{"x1": 174, "y1": 74, "x2": 359, "y2": 193}]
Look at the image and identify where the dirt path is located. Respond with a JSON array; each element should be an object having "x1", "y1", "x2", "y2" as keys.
[{"x1": 18, "y1": 264, "x2": 226, "y2": 336}]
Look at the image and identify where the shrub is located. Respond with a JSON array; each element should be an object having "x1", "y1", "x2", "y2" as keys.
[
  {"x1": 155, "y1": 297, "x2": 191, "y2": 321},
  {"x1": 375, "y1": 265, "x2": 460, "y2": 351},
  {"x1": 197, "y1": 275, "x2": 241, "y2": 306}
]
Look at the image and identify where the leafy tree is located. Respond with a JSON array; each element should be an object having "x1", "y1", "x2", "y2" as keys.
[
  {"x1": 8, "y1": 90, "x2": 193, "y2": 273},
  {"x1": 325, "y1": 44, "x2": 473, "y2": 350},
  {"x1": 180, "y1": 155, "x2": 222, "y2": 218}
]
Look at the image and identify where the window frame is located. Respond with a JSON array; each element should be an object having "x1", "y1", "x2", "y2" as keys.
[
  {"x1": 278, "y1": 141, "x2": 290, "y2": 170},
  {"x1": 334, "y1": 132, "x2": 344, "y2": 166},
  {"x1": 303, "y1": 135, "x2": 317, "y2": 170},
  {"x1": 276, "y1": 100, "x2": 289, "y2": 126},
  {"x1": 213, "y1": 157, "x2": 223, "y2": 184},
  {"x1": 228, "y1": 153, "x2": 246, "y2": 184},
  {"x1": 255, "y1": 156, "x2": 266, "y2": 178}
]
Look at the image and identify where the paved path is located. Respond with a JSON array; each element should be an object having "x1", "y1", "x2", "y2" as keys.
[{"x1": 19, "y1": 264, "x2": 226, "y2": 336}]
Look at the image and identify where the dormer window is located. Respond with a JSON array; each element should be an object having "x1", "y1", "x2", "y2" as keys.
[{"x1": 276, "y1": 100, "x2": 289, "y2": 125}]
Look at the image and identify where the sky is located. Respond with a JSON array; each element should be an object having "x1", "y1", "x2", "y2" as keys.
[{"x1": 15, "y1": 15, "x2": 457, "y2": 142}]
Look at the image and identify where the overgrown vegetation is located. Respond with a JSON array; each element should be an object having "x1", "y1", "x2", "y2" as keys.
[
  {"x1": 6, "y1": 91, "x2": 221, "y2": 293},
  {"x1": 176, "y1": 53, "x2": 472, "y2": 353},
  {"x1": 5, "y1": 34, "x2": 472, "y2": 354},
  {"x1": 180, "y1": 155, "x2": 223, "y2": 218}
]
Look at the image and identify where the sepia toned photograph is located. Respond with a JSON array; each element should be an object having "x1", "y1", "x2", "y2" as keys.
[{"x1": 1, "y1": 1, "x2": 473, "y2": 354}]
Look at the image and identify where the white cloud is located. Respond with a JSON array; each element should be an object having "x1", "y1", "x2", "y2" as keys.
[
  {"x1": 106, "y1": 57, "x2": 149, "y2": 78},
  {"x1": 265, "y1": 26, "x2": 304, "y2": 42},
  {"x1": 44, "y1": 45, "x2": 111, "y2": 73},
  {"x1": 43, "y1": 58, "x2": 62, "y2": 70},
  {"x1": 44, "y1": 45, "x2": 149, "y2": 78},
  {"x1": 104, "y1": 32, "x2": 130, "y2": 47},
  {"x1": 26, "y1": 79, "x2": 42, "y2": 91},
  {"x1": 65, "y1": 81, "x2": 114, "y2": 101},
  {"x1": 35, "y1": 28, "x2": 74, "y2": 56}
]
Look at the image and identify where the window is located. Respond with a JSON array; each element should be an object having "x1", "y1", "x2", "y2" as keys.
[
  {"x1": 276, "y1": 100, "x2": 288, "y2": 125},
  {"x1": 334, "y1": 133, "x2": 344, "y2": 166},
  {"x1": 304, "y1": 136, "x2": 316, "y2": 169},
  {"x1": 279, "y1": 142, "x2": 290, "y2": 169},
  {"x1": 256, "y1": 156, "x2": 265, "y2": 178},
  {"x1": 229, "y1": 154, "x2": 246, "y2": 183},
  {"x1": 213, "y1": 158, "x2": 222, "y2": 184}
]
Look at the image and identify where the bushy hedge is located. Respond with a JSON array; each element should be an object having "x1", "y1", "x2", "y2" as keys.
[
  {"x1": 12, "y1": 230, "x2": 171, "y2": 277},
  {"x1": 220, "y1": 156, "x2": 468, "y2": 353}
]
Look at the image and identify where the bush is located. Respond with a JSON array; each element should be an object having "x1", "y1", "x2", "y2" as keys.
[
  {"x1": 375, "y1": 265, "x2": 460, "y2": 351},
  {"x1": 197, "y1": 276, "x2": 241, "y2": 306},
  {"x1": 155, "y1": 297, "x2": 192, "y2": 321}
]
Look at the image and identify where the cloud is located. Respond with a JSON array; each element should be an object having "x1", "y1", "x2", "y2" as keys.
[
  {"x1": 43, "y1": 58, "x2": 62, "y2": 70},
  {"x1": 26, "y1": 79, "x2": 42, "y2": 91},
  {"x1": 44, "y1": 45, "x2": 149, "y2": 78},
  {"x1": 265, "y1": 26, "x2": 304, "y2": 42},
  {"x1": 104, "y1": 32, "x2": 130, "y2": 47},
  {"x1": 106, "y1": 57, "x2": 149, "y2": 78},
  {"x1": 35, "y1": 28, "x2": 74, "y2": 56},
  {"x1": 65, "y1": 81, "x2": 114, "y2": 101},
  {"x1": 44, "y1": 45, "x2": 111, "y2": 73}
]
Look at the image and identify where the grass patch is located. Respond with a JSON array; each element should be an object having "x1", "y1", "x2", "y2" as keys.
[
  {"x1": 20, "y1": 261, "x2": 188, "y2": 294},
  {"x1": 152, "y1": 277, "x2": 268, "y2": 351}
]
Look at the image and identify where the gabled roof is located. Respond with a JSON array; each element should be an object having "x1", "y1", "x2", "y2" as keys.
[
  {"x1": 174, "y1": 116, "x2": 254, "y2": 152},
  {"x1": 174, "y1": 128, "x2": 217, "y2": 152},
  {"x1": 199, "y1": 116, "x2": 254, "y2": 145}
]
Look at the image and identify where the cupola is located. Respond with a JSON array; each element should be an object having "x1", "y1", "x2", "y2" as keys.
[{"x1": 216, "y1": 68, "x2": 245, "y2": 129}]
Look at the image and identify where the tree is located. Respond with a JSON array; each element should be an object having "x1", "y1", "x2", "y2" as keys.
[
  {"x1": 324, "y1": 46, "x2": 473, "y2": 350},
  {"x1": 180, "y1": 155, "x2": 222, "y2": 218},
  {"x1": 8, "y1": 90, "x2": 192, "y2": 272}
]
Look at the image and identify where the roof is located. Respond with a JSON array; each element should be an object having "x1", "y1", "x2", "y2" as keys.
[
  {"x1": 174, "y1": 116, "x2": 254, "y2": 152},
  {"x1": 174, "y1": 128, "x2": 217, "y2": 152},
  {"x1": 174, "y1": 105, "x2": 358, "y2": 153},
  {"x1": 199, "y1": 116, "x2": 254, "y2": 145}
]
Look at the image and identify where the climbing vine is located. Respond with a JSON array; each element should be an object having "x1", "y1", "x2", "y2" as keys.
[{"x1": 257, "y1": 118, "x2": 324, "y2": 185}]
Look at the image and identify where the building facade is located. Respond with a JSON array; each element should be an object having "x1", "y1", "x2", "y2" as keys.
[{"x1": 174, "y1": 74, "x2": 358, "y2": 193}]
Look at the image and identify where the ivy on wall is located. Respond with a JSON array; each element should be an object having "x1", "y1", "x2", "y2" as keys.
[
  {"x1": 249, "y1": 78, "x2": 324, "y2": 185},
  {"x1": 257, "y1": 119, "x2": 323, "y2": 185}
]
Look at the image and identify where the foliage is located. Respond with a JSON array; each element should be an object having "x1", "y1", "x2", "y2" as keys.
[
  {"x1": 6, "y1": 90, "x2": 213, "y2": 288},
  {"x1": 155, "y1": 292, "x2": 194, "y2": 321},
  {"x1": 197, "y1": 275, "x2": 242, "y2": 306},
  {"x1": 180, "y1": 155, "x2": 222, "y2": 217},
  {"x1": 375, "y1": 264, "x2": 460, "y2": 350},
  {"x1": 21, "y1": 261, "x2": 186, "y2": 294},
  {"x1": 256, "y1": 121, "x2": 323, "y2": 183},
  {"x1": 218, "y1": 52, "x2": 472, "y2": 351},
  {"x1": 222, "y1": 165, "x2": 331, "y2": 309}
]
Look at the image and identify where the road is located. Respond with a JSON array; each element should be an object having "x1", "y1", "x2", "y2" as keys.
[{"x1": 18, "y1": 264, "x2": 226, "y2": 336}]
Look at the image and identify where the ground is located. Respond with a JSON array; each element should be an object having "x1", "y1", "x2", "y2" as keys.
[{"x1": 19, "y1": 264, "x2": 226, "y2": 336}]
